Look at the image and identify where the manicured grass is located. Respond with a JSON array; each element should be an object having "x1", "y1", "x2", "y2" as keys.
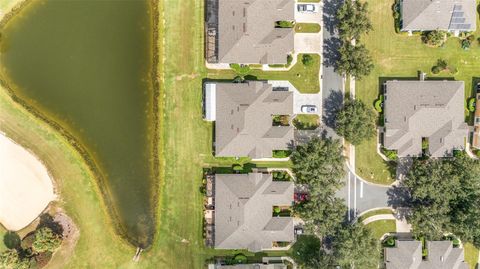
[
  {"x1": 207, "y1": 54, "x2": 321, "y2": 94},
  {"x1": 293, "y1": 114, "x2": 320, "y2": 130},
  {"x1": 358, "y1": 209, "x2": 393, "y2": 223},
  {"x1": 297, "y1": 0, "x2": 320, "y2": 2},
  {"x1": 295, "y1": 23, "x2": 321, "y2": 33},
  {"x1": 365, "y1": 220, "x2": 396, "y2": 240},
  {"x1": 464, "y1": 243, "x2": 479, "y2": 269},
  {"x1": 355, "y1": 0, "x2": 480, "y2": 184},
  {"x1": 0, "y1": 225, "x2": 7, "y2": 252}
]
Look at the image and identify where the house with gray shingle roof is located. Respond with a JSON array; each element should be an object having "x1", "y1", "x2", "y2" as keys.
[
  {"x1": 214, "y1": 173, "x2": 294, "y2": 252},
  {"x1": 385, "y1": 240, "x2": 469, "y2": 269},
  {"x1": 383, "y1": 80, "x2": 468, "y2": 158},
  {"x1": 204, "y1": 81, "x2": 294, "y2": 159},
  {"x1": 206, "y1": 0, "x2": 295, "y2": 64},
  {"x1": 400, "y1": 0, "x2": 476, "y2": 33}
]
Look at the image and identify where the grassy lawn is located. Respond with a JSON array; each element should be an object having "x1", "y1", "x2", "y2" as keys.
[
  {"x1": 464, "y1": 243, "x2": 479, "y2": 269},
  {"x1": 358, "y1": 209, "x2": 393, "y2": 223},
  {"x1": 207, "y1": 54, "x2": 321, "y2": 94},
  {"x1": 355, "y1": 0, "x2": 480, "y2": 184},
  {"x1": 293, "y1": 114, "x2": 320, "y2": 130},
  {"x1": 295, "y1": 23, "x2": 321, "y2": 33},
  {"x1": 0, "y1": 225, "x2": 6, "y2": 252},
  {"x1": 365, "y1": 220, "x2": 396, "y2": 240}
]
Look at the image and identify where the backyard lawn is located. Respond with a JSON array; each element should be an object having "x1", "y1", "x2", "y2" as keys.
[
  {"x1": 207, "y1": 54, "x2": 321, "y2": 94},
  {"x1": 365, "y1": 220, "x2": 396, "y2": 240},
  {"x1": 355, "y1": 0, "x2": 480, "y2": 184},
  {"x1": 464, "y1": 243, "x2": 479, "y2": 269}
]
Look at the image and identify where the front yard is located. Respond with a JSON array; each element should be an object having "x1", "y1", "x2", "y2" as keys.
[
  {"x1": 365, "y1": 220, "x2": 396, "y2": 240},
  {"x1": 355, "y1": 0, "x2": 480, "y2": 184}
]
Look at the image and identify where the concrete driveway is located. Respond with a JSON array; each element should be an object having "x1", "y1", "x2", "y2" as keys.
[
  {"x1": 295, "y1": 33, "x2": 322, "y2": 54},
  {"x1": 293, "y1": 91, "x2": 322, "y2": 115}
]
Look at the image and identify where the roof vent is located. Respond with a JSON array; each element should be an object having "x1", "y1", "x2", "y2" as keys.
[{"x1": 440, "y1": 256, "x2": 444, "y2": 262}]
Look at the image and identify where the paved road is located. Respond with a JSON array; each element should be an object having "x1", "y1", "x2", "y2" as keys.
[
  {"x1": 336, "y1": 169, "x2": 391, "y2": 221},
  {"x1": 320, "y1": 0, "x2": 343, "y2": 139},
  {"x1": 319, "y1": 0, "x2": 392, "y2": 220}
]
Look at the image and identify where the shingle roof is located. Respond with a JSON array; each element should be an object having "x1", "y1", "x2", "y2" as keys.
[
  {"x1": 401, "y1": 0, "x2": 476, "y2": 32},
  {"x1": 217, "y1": 0, "x2": 295, "y2": 64},
  {"x1": 214, "y1": 173, "x2": 294, "y2": 252},
  {"x1": 385, "y1": 240, "x2": 469, "y2": 269},
  {"x1": 384, "y1": 80, "x2": 468, "y2": 157},
  {"x1": 214, "y1": 81, "x2": 294, "y2": 158}
]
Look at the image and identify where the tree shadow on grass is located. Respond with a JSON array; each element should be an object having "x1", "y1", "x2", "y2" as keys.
[{"x1": 37, "y1": 213, "x2": 63, "y2": 236}]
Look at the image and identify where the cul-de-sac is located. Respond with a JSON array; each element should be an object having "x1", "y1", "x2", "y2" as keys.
[{"x1": 0, "y1": 0, "x2": 480, "y2": 268}]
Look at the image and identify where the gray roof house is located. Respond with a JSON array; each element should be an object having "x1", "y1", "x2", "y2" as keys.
[
  {"x1": 383, "y1": 80, "x2": 468, "y2": 157},
  {"x1": 211, "y1": 0, "x2": 295, "y2": 64},
  {"x1": 205, "y1": 81, "x2": 294, "y2": 158},
  {"x1": 385, "y1": 240, "x2": 469, "y2": 269},
  {"x1": 401, "y1": 0, "x2": 476, "y2": 32},
  {"x1": 214, "y1": 173, "x2": 294, "y2": 252}
]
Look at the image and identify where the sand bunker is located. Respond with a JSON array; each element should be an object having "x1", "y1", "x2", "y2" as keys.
[{"x1": 0, "y1": 132, "x2": 55, "y2": 231}]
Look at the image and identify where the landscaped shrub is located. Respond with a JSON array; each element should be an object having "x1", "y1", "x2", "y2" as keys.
[
  {"x1": 273, "y1": 206, "x2": 281, "y2": 214},
  {"x1": 392, "y1": 0, "x2": 401, "y2": 33},
  {"x1": 286, "y1": 54, "x2": 293, "y2": 67},
  {"x1": 233, "y1": 253, "x2": 248, "y2": 264},
  {"x1": 272, "y1": 115, "x2": 290, "y2": 126},
  {"x1": 232, "y1": 164, "x2": 243, "y2": 172},
  {"x1": 382, "y1": 235, "x2": 396, "y2": 247},
  {"x1": 275, "y1": 20, "x2": 295, "y2": 28},
  {"x1": 374, "y1": 95, "x2": 384, "y2": 113},
  {"x1": 273, "y1": 171, "x2": 291, "y2": 181},
  {"x1": 233, "y1": 75, "x2": 244, "y2": 83},
  {"x1": 422, "y1": 31, "x2": 445, "y2": 47},
  {"x1": 272, "y1": 150, "x2": 292, "y2": 158},
  {"x1": 381, "y1": 148, "x2": 398, "y2": 161},
  {"x1": 302, "y1": 54, "x2": 314, "y2": 66},
  {"x1": 462, "y1": 39, "x2": 471, "y2": 50},
  {"x1": 431, "y1": 65, "x2": 441, "y2": 74},
  {"x1": 468, "y1": 97, "x2": 476, "y2": 112}
]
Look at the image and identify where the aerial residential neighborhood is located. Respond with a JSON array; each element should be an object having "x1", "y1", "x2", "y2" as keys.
[{"x1": 1, "y1": 0, "x2": 480, "y2": 268}]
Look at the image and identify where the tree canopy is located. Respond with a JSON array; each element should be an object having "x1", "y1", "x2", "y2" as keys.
[
  {"x1": 404, "y1": 152, "x2": 480, "y2": 246},
  {"x1": 337, "y1": 0, "x2": 372, "y2": 40},
  {"x1": 335, "y1": 99, "x2": 376, "y2": 145},
  {"x1": 336, "y1": 42, "x2": 374, "y2": 79},
  {"x1": 331, "y1": 222, "x2": 380, "y2": 269},
  {"x1": 32, "y1": 227, "x2": 62, "y2": 253}
]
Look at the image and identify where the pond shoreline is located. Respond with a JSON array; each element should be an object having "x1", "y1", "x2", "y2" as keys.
[{"x1": 0, "y1": 0, "x2": 161, "y2": 249}]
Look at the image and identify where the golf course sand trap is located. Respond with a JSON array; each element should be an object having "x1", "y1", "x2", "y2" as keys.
[{"x1": 0, "y1": 132, "x2": 55, "y2": 231}]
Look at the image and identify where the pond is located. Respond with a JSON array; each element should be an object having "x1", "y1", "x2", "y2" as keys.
[{"x1": 0, "y1": 0, "x2": 156, "y2": 247}]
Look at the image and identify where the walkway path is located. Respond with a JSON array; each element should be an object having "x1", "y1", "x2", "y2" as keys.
[{"x1": 361, "y1": 214, "x2": 396, "y2": 225}]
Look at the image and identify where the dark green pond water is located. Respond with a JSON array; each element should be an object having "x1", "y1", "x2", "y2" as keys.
[{"x1": 0, "y1": 0, "x2": 155, "y2": 247}]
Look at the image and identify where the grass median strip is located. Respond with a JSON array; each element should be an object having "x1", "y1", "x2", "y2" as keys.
[{"x1": 295, "y1": 23, "x2": 321, "y2": 33}]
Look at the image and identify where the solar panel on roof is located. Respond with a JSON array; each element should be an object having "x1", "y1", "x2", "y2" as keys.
[
  {"x1": 453, "y1": 4, "x2": 462, "y2": 11},
  {"x1": 452, "y1": 11, "x2": 464, "y2": 17},
  {"x1": 451, "y1": 18, "x2": 466, "y2": 23}
]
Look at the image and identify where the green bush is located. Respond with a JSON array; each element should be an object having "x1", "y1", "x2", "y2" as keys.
[
  {"x1": 286, "y1": 54, "x2": 293, "y2": 67},
  {"x1": 233, "y1": 254, "x2": 247, "y2": 264},
  {"x1": 431, "y1": 65, "x2": 441, "y2": 74},
  {"x1": 422, "y1": 248, "x2": 428, "y2": 258},
  {"x1": 272, "y1": 150, "x2": 292, "y2": 158},
  {"x1": 382, "y1": 235, "x2": 396, "y2": 247},
  {"x1": 468, "y1": 97, "x2": 476, "y2": 112},
  {"x1": 302, "y1": 54, "x2": 314, "y2": 66},
  {"x1": 232, "y1": 164, "x2": 243, "y2": 171},
  {"x1": 462, "y1": 39, "x2": 471, "y2": 50},
  {"x1": 436, "y1": 59, "x2": 447, "y2": 69},
  {"x1": 422, "y1": 31, "x2": 445, "y2": 47},
  {"x1": 273, "y1": 206, "x2": 281, "y2": 214},
  {"x1": 276, "y1": 20, "x2": 295, "y2": 28},
  {"x1": 374, "y1": 95, "x2": 384, "y2": 112},
  {"x1": 382, "y1": 148, "x2": 398, "y2": 161}
]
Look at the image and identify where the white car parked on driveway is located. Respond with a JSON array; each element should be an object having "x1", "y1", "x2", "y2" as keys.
[
  {"x1": 301, "y1": 105, "x2": 318, "y2": 113},
  {"x1": 297, "y1": 4, "x2": 316, "y2": 13}
]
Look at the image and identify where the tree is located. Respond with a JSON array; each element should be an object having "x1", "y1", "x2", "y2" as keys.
[
  {"x1": 335, "y1": 99, "x2": 376, "y2": 145},
  {"x1": 0, "y1": 249, "x2": 30, "y2": 269},
  {"x1": 337, "y1": 0, "x2": 372, "y2": 40},
  {"x1": 422, "y1": 31, "x2": 445, "y2": 47},
  {"x1": 404, "y1": 153, "x2": 480, "y2": 246},
  {"x1": 295, "y1": 196, "x2": 347, "y2": 237},
  {"x1": 291, "y1": 137, "x2": 345, "y2": 193},
  {"x1": 331, "y1": 223, "x2": 380, "y2": 269},
  {"x1": 302, "y1": 54, "x2": 314, "y2": 66},
  {"x1": 336, "y1": 42, "x2": 374, "y2": 79},
  {"x1": 32, "y1": 227, "x2": 62, "y2": 253}
]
